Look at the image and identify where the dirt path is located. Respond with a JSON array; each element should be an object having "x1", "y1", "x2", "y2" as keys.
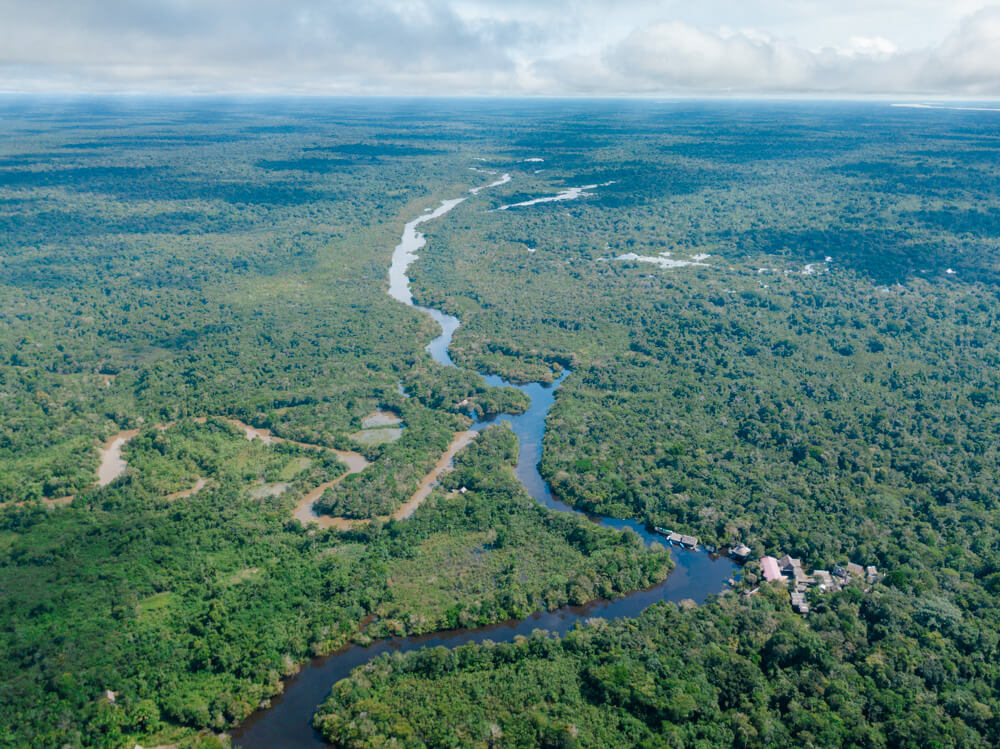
[
  {"x1": 215, "y1": 416, "x2": 382, "y2": 527},
  {"x1": 292, "y1": 451, "x2": 373, "y2": 530},
  {"x1": 28, "y1": 417, "x2": 371, "y2": 508},
  {"x1": 229, "y1": 419, "x2": 279, "y2": 445},
  {"x1": 299, "y1": 429, "x2": 476, "y2": 530},
  {"x1": 164, "y1": 477, "x2": 208, "y2": 501},
  {"x1": 292, "y1": 481, "x2": 357, "y2": 530},
  {"x1": 14, "y1": 427, "x2": 141, "y2": 508},
  {"x1": 40, "y1": 495, "x2": 76, "y2": 507},
  {"x1": 392, "y1": 430, "x2": 476, "y2": 520}
]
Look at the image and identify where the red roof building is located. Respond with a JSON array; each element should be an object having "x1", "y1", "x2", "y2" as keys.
[{"x1": 761, "y1": 556, "x2": 782, "y2": 582}]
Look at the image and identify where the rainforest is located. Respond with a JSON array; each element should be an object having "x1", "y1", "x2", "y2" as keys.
[{"x1": 1, "y1": 98, "x2": 999, "y2": 748}]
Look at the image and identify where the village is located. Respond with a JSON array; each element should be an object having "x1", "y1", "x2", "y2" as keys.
[{"x1": 655, "y1": 529, "x2": 879, "y2": 616}]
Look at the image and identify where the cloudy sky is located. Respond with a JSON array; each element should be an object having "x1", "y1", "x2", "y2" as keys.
[{"x1": 1, "y1": 0, "x2": 999, "y2": 96}]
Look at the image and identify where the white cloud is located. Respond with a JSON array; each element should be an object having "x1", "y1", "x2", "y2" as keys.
[
  {"x1": 536, "y1": 6, "x2": 1000, "y2": 96},
  {"x1": 0, "y1": 1, "x2": 999, "y2": 96},
  {"x1": 920, "y1": 6, "x2": 1000, "y2": 93},
  {"x1": 0, "y1": 0, "x2": 525, "y2": 94},
  {"x1": 832, "y1": 36, "x2": 898, "y2": 59},
  {"x1": 605, "y1": 23, "x2": 813, "y2": 91}
]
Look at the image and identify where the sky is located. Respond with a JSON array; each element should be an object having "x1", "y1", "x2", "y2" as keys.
[{"x1": 1, "y1": 0, "x2": 999, "y2": 97}]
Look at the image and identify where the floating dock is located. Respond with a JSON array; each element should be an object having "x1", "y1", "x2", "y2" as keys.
[{"x1": 654, "y1": 528, "x2": 698, "y2": 548}]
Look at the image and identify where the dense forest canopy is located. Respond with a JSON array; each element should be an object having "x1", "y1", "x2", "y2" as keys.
[{"x1": 1, "y1": 98, "x2": 999, "y2": 747}]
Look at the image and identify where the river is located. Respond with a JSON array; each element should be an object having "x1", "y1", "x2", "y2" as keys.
[{"x1": 232, "y1": 179, "x2": 737, "y2": 748}]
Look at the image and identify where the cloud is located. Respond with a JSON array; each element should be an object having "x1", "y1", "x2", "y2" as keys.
[
  {"x1": 532, "y1": 6, "x2": 1000, "y2": 96},
  {"x1": 832, "y1": 36, "x2": 898, "y2": 59},
  {"x1": 0, "y1": 1, "x2": 999, "y2": 96},
  {"x1": 605, "y1": 24, "x2": 813, "y2": 92},
  {"x1": 0, "y1": 0, "x2": 525, "y2": 93},
  {"x1": 920, "y1": 6, "x2": 1000, "y2": 93}
]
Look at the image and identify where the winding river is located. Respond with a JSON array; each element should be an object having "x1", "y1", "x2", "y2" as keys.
[{"x1": 232, "y1": 178, "x2": 737, "y2": 748}]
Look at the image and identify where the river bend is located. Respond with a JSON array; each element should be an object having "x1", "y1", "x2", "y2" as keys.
[{"x1": 232, "y1": 175, "x2": 737, "y2": 748}]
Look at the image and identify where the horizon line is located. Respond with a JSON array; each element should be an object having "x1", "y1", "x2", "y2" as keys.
[{"x1": 2, "y1": 91, "x2": 1000, "y2": 104}]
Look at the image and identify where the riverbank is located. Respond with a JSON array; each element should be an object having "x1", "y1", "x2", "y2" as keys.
[
  {"x1": 231, "y1": 544, "x2": 732, "y2": 748},
  {"x1": 231, "y1": 170, "x2": 737, "y2": 748}
]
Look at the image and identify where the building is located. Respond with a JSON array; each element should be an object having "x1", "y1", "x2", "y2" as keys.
[
  {"x1": 812, "y1": 570, "x2": 833, "y2": 588},
  {"x1": 730, "y1": 543, "x2": 752, "y2": 562},
  {"x1": 777, "y1": 555, "x2": 802, "y2": 575},
  {"x1": 790, "y1": 591, "x2": 810, "y2": 615},
  {"x1": 665, "y1": 532, "x2": 698, "y2": 548},
  {"x1": 761, "y1": 556, "x2": 782, "y2": 583}
]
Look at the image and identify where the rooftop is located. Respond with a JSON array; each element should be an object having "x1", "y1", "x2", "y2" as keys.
[{"x1": 761, "y1": 556, "x2": 782, "y2": 582}]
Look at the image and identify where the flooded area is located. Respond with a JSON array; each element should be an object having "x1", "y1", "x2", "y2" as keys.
[
  {"x1": 250, "y1": 483, "x2": 291, "y2": 500},
  {"x1": 329, "y1": 450, "x2": 369, "y2": 474},
  {"x1": 493, "y1": 180, "x2": 616, "y2": 211},
  {"x1": 352, "y1": 410, "x2": 405, "y2": 444},
  {"x1": 468, "y1": 171, "x2": 511, "y2": 195},
  {"x1": 615, "y1": 251, "x2": 711, "y2": 269}
]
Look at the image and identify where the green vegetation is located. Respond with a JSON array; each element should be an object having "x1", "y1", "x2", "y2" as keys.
[
  {"x1": 316, "y1": 584, "x2": 1000, "y2": 748},
  {"x1": 0, "y1": 420, "x2": 665, "y2": 747},
  {"x1": 313, "y1": 405, "x2": 463, "y2": 518},
  {"x1": 345, "y1": 102, "x2": 1000, "y2": 745},
  {"x1": 369, "y1": 426, "x2": 670, "y2": 635},
  {"x1": 404, "y1": 102, "x2": 1000, "y2": 574},
  {"x1": 0, "y1": 99, "x2": 664, "y2": 747},
  {"x1": 2, "y1": 422, "x2": 373, "y2": 748},
  {"x1": 122, "y1": 418, "x2": 347, "y2": 497},
  {"x1": 0, "y1": 99, "x2": 524, "y2": 504},
  {"x1": 5, "y1": 99, "x2": 1000, "y2": 748}
]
